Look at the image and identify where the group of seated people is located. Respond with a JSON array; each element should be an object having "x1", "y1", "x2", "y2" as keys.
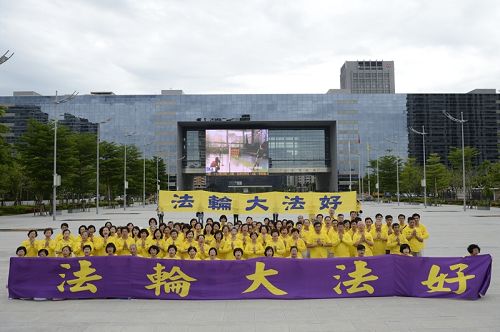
[{"x1": 14, "y1": 211, "x2": 481, "y2": 260}]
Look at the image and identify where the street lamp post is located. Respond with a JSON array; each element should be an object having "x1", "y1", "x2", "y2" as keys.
[
  {"x1": 385, "y1": 138, "x2": 400, "y2": 206},
  {"x1": 443, "y1": 110, "x2": 468, "y2": 211},
  {"x1": 409, "y1": 126, "x2": 427, "y2": 208},
  {"x1": 376, "y1": 155, "x2": 380, "y2": 203},
  {"x1": 142, "y1": 138, "x2": 146, "y2": 209},
  {"x1": 96, "y1": 118, "x2": 111, "y2": 215},
  {"x1": 348, "y1": 140, "x2": 352, "y2": 191},
  {"x1": 52, "y1": 90, "x2": 78, "y2": 221},
  {"x1": 123, "y1": 132, "x2": 135, "y2": 211}
]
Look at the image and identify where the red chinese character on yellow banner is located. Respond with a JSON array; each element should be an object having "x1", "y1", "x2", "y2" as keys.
[
  {"x1": 421, "y1": 263, "x2": 475, "y2": 294},
  {"x1": 145, "y1": 263, "x2": 197, "y2": 297},
  {"x1": 243, "y1": 262, "x2": 287, "y2": 295},
  {"x1": 57, "y1": 260, "x2": 103, "y2": 293},
  {"x1": 333, "y1": 260, "x2": 379, "y2": 295}
]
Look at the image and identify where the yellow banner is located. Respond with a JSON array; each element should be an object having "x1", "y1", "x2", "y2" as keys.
[{"x1": 159, "y1": 191, "x2": 358, "y2": 215}]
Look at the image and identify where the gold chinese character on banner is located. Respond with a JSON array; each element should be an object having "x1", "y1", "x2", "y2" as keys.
[
  {"x1": 57, "y1": 260, "x2": 103, "y2": 293},
  {"x1": 243, "y1": 262, "x2": 287, "y2": 295},
  {"x1": 145, "y1": 263, "x2": 197, "y2": 297},
  {"x1": 333, "y1": 260, "x2": 379, "y2": 295},
  {"x1": 421, "y1": 263, "x2": 475, "y2": 294}
]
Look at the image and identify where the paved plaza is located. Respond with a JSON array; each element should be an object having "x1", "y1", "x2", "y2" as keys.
[{"x1": 0, "y1": 202, "x2": 498, "y2": 332}]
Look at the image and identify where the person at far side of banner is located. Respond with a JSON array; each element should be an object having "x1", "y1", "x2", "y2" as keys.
[
  {"x1": 203, "y1": 223, "x2": 215, "y2": 246},
  {"x1": 356, "y1": 244, "x2": 366, "y2": 257},
  {"x1": 365, "y1": 217, "x2": 374, "y2": 234},
  {"x1": 233, "y1": 248, "x2": 244, "y2": 260},
  {"x1": 150, "y1": 229, "x2": 167, "y2": 258},
  {"x1": 371, "y1": 218, "x2": 388, "y2": 256},
  {"x1": 147, "y1": 218, "x2": 158, "y2": 238},
  {"x1": 352, "y1": 220, "x2": 374, "y2": 256},
  {"x1": 348, "y1": 219, "x2": 358, "y2": 257},
  {"x1": 258, "y1": 225, "x2": 271, "y2": 247},
  {"x1": 402, "y1": 217, "x2": 424, "y2": 256},
  {"x1": 38, "y1": 248, "x2": 49, "y2": 257},
  {"x1": 129, "y1": 244, "x2": 142, "y2": 257},
  {"x1": 16, "y1": 246, "x2": 27, "y2": 257},
  {"x1": 148, "y1": 245, "x2": 160, "y2": 259},
  {"x1": 95, "y1": 226, "x2": 117, "y2": 256},
  {"x1": 332, "y1": 221, "x2": 352, "y2": 257},
  {"x1": 186, "y1": 246, "x2": 201, "y2": 260},
  {"x1": 135, "y1": 229, "x2": 150, "y2": 257},
  {"x1": 386, "y1": 223, "x2": 408, "y2": 255},
  {"x1": 412, "y1": 213, "x2": 429, "y2": 254},
  {"x1": 105, "y1": 243, "x2": 117, "y2": 256},
  {"x1": 397, "y1": 214, "x2": 407, "y2": 230},
  {"x1": 195, "y1": 235, "x2": 209, "y2": 259},
  {"x1": 180, "y1": 230, "x2": 197, "y2": 259},
  {"x1": 21, "y1": 230, "x2": 39, "y2": 257},
  {"x1": 207, "y1": 247, "x2": 220, "y2": 260},
  {"x1": 264, "y1": 246, "x2": 274, "y2": 257},
  {"x1": 306, "y1": 221, "x2": 332, "y2": 258},
  {"x1": 36, "y1": 228, "x2": 56, "y2": 257},
  {"x1": 245, "y1": 232, "x2": 264, "y2": 258},
  {"x1": 211, "y1": 231, "x2": 225, "y2": 257},
  {"x1": 467, "y1": 244, "x2": 481, "y2": 256}
]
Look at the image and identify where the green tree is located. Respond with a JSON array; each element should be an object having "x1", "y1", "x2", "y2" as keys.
[
  {"x1": 400, "y1": 158, "x2": 422, "y2": 195},
  {"x1": 426, "y1": 153, "x2": 450, "y2": 197},
  {"x1": 71, "y1": 133, "x2": 97, "y2": 200},
  {"x1": 99, "y1": 141, "x2": 123, "y2": 203},
  {"x1": 366, "y1": 155, "x2": 401, "y2": 196},
  {"x1": 17, "y1": 120, "x2": 77, "y2": 202},
  {"x1": 447, "y1": 146, "x2": 479, "y2": 199}
]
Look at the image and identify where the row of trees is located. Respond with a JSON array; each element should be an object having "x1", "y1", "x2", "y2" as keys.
[
  {"x1": 363, "y1": 149, "x2": 500, "y2": 202},
  {"x1": 0, "y1": 107, "x2": 168, "y2": 205}
]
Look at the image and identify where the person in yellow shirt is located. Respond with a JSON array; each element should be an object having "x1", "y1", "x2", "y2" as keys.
[
  {"x1": 36, "y1": 228, "x2": 56, "y2": 257},
  {"x1": 195, "y1": 235, "x2": 209, "y2": 259},
  {"x1": 21, "y1": 230, "x2": 39, "y2": 257},
  {"x1": 105, "y1": 243, "x2": 117, "y2": 256},
  {"x1": 286, "y1": 228, "x2": 307, "y2": 258},
  {"x1": 403, "y1": 217, "x2": 424, "y2": 256},
  {"x1": 222, "y1": 227, "x2": 244, "y2": 260},
  {"x1": 165, "y1": 229, "x2": 183, "y2": 253},
  {"x1": 55, "y1": 223, "x2": 76, "y2": 243},
  {"x1": 148, "y1": 245, "x2": 160, "y2": 259},
  {"x1": 352, "y1": 221, "x2": 374, "y2": 256},
  {"x1": 211, "y1": 231, "x2": 225, "y2": 255},
  {"x1": 61, "y1": 245, "x2": 73, "y2": 258},
  {"x1": 397, "y1": 214, "x2": 407, "y2": 230},
  {"x1": 306, "y1": 222, "x2": 332, "y2": 258},
  {"x1": 95, "y1": 227, "x2": 117, "y2": 256},
  {"x1": 136, "y1": 229, "x2": 151, "y2": 257},
  {"x1": 116, "y1": 227, "x2": 136, "y2": 256},
  {"x1": 413, "y1": 213, "x2": 429, "y2": 252},
  {"x1": 264, "y1": 246, "x2": 274, "y2": 257},
  {"x1": 37, "y1": 248, "x2": 49, "y2": 257},
  {"x1": 387, "y1": 223, "x2": 408, "y2": 254},
  {"x1": 82, "y1": 245, "x2": 93, "y2": 257},
  {"x1": 207, "y1": 247, "x2": 219, "y2": 260},
  {"x1": 333, "y1": 222, "x2": 353, "y2": 257},
  {"x1": 55, "y1": 229, "x2": 74, "y2": 257},
  {"x1": 164, "y1": 245, "x2": 181, "y2": 259},
  {"x1": 268, "y1": 229, "x2": 286, "y2": 257},
  {"x1": 356, "y1": 244, "x2": 368, "y2": 257},
  {"x1": 151, "y1": 229, "x2": 167, "y2": 258},
  {"x1": 203, "y1": 224, "x2": 215, "y2": 246},
  {"x1": 301, "y1": 219, "x2": 313, "y2": 240},
  {"x1": 129, "y1": 244, "x2": 142, "y2": 257},
  {"x1": 365, "y1": 217, "x2": 374, "y2": 234},
  {"x1": 259, "y1": 225, "x2": 271, "y2": 247},
  {"x1": 238, "y1": 224, "x2": 251, "y2": 248},
  {"x1": 245, "y1": 232, "x2": 264, "y2": 258},
  {"x1": 381, "y1": 215, "x2": 394, "y2": 239},
  {"x1": 233, "y1": 248, "x2": 244, "y2": 260},
  {"x1": 180, "y1": 230, "x2": 197, "y2": 259},
  {"x1": 288, "y1": 246, "x2": 302, "y2": 259},
  {"x1": 73, "y1": 231, "x2": 94, "y2": 257},
  {"x1": 186, "y1": 246, "x2": 201, "y2": 260},
  {"x1": 371, "y1": 219, "x2": 388, "y2": 256}
]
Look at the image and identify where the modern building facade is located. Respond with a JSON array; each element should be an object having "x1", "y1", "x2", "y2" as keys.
[
  {"x1": 407, "y1": 91, "x2": 499, "y2": 166},
  {"x1": 1, "y1": 90, "x2": 498, "y2": 192},
  {"x1": 340, "y1": 60, "x2": 395, "y2": 93}
]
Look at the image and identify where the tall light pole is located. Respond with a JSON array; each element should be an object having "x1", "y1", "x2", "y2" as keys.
[
  {"x1": 367, "y1": 144, "x2": 371, "y2": 198},
  {"x1": 123, "y1": 132, "x2": 135, "y2": 211},
  {"x1": 52, "y1": 90, "x2": 78, "y2": 221},
  {"x1": 409, "y1": 126, "x2": 427, "y2": 208},
  {"x1": 0, "y1": 50, "x2": 14, "y2": 65},
  {"x1": 142, "y1": 137, "x2": 146, "y2": 209},
  {"x1": 442, "y1": 110, "x2": 468, "y2": 211},
  {"x1": 156, "y1": 155, "x2": 160, "y2": 204},
  {"x1": 385, "y1": 138, "x2": 400, "y2": 206},
  {"x1": 96, "y1": 118, "x2": 111, "y2": 215},
  {"x1": 376, "y1": 155, "x2": 380, "y2": 203}
]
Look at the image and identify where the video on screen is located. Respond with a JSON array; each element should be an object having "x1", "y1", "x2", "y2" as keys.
[{"x1": 205, "y1": 129, "x2": 269, "y2": 175}]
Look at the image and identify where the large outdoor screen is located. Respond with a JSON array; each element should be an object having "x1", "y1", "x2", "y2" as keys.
[{"x1": 205, "y1": 129, "x2": 269, "y2": 175}]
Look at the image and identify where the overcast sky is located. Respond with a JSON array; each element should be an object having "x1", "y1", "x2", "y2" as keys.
[{"x1": 0, "y1": 0, "x2": 498, "y2": 96}]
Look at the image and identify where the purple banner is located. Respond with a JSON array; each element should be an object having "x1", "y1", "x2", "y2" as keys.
[{"x1": 8, "y1": 255, "x2": 491, "y2": 300}]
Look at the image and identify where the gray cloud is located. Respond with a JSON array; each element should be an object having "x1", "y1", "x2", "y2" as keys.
[{"x1": 0, "y1": 0, "x2": 498, "y2": 95}]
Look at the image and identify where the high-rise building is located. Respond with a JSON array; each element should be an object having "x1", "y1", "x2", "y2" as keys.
[{"x1": 340, "y1": 61, "x2": 395, "y2": 93}]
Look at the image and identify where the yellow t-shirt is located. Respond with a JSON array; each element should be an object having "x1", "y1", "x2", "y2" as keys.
[
  {"x1": 403, "y1": 227, "x2": 424, "y2": 253},
  {"x1": 21, "y1": 239, "x2": 38, "y2": 257},
  {"x1": 352, "y1": 231, "x2": 374, "y2": 256},
  {"x1": 387, "y1": 233, "x2": 409, "y2": 254},
  {"x1": 222, "y1": 238, "x2": 244, "y2": 260},
  {"x1": 36, "y1": 238, "x2": 56, "y2": 257},
  {"x1": 268, "y1": 238, "x2": 286, "y2": 257},
  {"x1": 306, "y1": 232, "x2": 331, "y2": 258},
  {"x1": 286, "y1": 238, "x2": 307, "y2": 258},
  {"x1": 244, "y1": 241, "x2": 264, "y2": 258},
  {"x1": 333, "y1": 232, "x2": 353, "y2": 257},
  {"x1": 370, "y1": 229, "x2": 388, "y2": 255}
]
